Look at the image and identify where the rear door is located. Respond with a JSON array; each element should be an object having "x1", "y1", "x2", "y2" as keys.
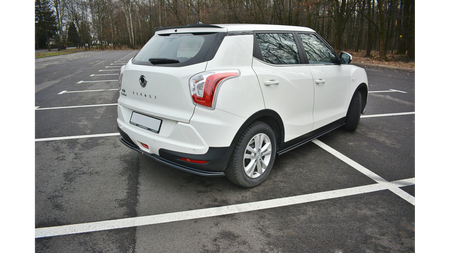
[
  {"x1": 252, "y1": 32, "x2": 314, "y2": 142},
  {"x1": 297, "y1": 33, "x2": 351, "y2": 130}
]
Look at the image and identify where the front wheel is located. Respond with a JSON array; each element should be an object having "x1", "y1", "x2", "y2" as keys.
[
  {"x1": 344, "y1": 91, "x2": 362, "y2": 131},
  {"x1": 225, "y1": 121, "x2": 277, "y2": 188}
]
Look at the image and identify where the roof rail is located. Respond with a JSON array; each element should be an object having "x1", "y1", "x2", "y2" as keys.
[{"x1": 154, "y1": 24, "x2": 222, "y2": 32}]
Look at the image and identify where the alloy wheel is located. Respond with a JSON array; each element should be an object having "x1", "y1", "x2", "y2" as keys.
[{"x1": 243, "y1": 133, "x2": 272, "y2": 178}]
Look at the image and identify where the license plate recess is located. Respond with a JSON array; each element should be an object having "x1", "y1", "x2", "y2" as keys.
[{"x1": 130, "y1": 112, "x2": 162, "y2": 133}]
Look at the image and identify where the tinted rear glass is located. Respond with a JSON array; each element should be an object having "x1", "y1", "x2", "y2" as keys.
[
  {"x1": 255, "y1": 33, "x2": 300, "y2": 65},
  {"x1": 133, "y1": 33, "x2": 225, "y2": 67}
]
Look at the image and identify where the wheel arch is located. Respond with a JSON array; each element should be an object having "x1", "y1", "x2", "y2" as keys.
[
  {"x1": 231, "y1": 109, "x2": 285, "y2": 152},
  {"x1": 354, "y1": 83, "x2": 368, "y2": 113}
]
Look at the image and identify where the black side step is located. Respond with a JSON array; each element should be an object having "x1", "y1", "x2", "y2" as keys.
[{"x1": 277, "y1": 118, "x2": 345, "y2": 155}]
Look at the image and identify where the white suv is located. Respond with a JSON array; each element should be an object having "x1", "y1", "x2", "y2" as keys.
[{"x1": 117, "y1": 24, "x2": 368, "y2": 187}]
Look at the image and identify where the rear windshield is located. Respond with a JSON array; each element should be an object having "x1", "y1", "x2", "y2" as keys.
[{"x1": 133, "y1": 33, "x2": 226, "y2": 67}]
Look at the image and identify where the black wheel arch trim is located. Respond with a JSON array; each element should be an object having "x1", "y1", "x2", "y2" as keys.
[
  {"x1": 230, "y1": 109, "x2": 285, "y2": 155},
  {"x1": 355, "y1": 83, "x2": 369, "y2": 114}
]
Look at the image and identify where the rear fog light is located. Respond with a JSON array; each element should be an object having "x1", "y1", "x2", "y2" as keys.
[
  {"x1": 140, "y1": 142, "x2": 149, "y2": 149},
  {"x1": 180, "y1": 158, "x2": 208, "y2": 164}
]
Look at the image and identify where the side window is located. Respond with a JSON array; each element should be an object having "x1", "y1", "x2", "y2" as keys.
[
  {"x1": 255, "y1": 33, "x2": 300, "y2": 65},
  {"x1": 298, "y1": 33, "x2": 338, "y2": 64}
]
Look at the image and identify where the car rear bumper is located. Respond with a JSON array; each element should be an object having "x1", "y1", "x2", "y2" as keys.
[
  {"x1": 117, "y1": 102, "x2": 245, "y2": 176},
  {"x1": 118, "y1": 127, "x2": 230, "y2": 177}
]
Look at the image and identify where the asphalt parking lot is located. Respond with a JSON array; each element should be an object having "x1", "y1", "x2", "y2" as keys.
[{"x1": 34, "y1": 50, "x2": 415, "y2": 252}]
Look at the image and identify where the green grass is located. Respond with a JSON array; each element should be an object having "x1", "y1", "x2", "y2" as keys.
[{"x1": 35, "y1": 51, "x2": 77, "y2": 59}]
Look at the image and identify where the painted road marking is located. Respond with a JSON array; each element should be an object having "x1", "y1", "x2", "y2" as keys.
[
  {"x1": 35, "y1": 178, "x2": 414, "y2": 238},
  {"x1": 369, "y1": 89, "x2": 408, "y2": 94},
  {"x1": 361, "y1": 111, "x2": 415, "y2": 118},
  {"x1": 90, "y1": 74, "x2": 118, "y2": 77},
  {"x1": 77, "y1": 80, "x2": 117, "y2": 84},
  {"x1": 99, "y1": 69, "x2": 119, "y2": 72},
  {"x1": 58, "y1": 89, "x2": 119, "y2": 95},
  {"x1": 312, "y1": 139, "x2": 415, "y2": 206},
  {"x1": 36, "y1": 133, "x2": 120, "y2": 142},
  {"x1": 35, "y1": 103, "x2": 118, "y2": 111}
]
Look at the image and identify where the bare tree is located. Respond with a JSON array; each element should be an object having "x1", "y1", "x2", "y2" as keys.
[
  {"x1": 46, "y1": 0, "x2": 414, "y2": 60},
  {"x1": 51, "y1": 0, "x2": 67, "y2": 50}
]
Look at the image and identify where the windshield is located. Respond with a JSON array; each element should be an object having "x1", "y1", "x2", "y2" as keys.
[{"x1": 133, "y1": 33, "x2": 225, "y2": 66}]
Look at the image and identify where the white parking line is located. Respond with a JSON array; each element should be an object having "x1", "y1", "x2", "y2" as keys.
[
  {"x1": 369, "y1": 89, "x2": 408, "y2": 94},
  {"x1": 99, "y1": 69, "x2": 119, "y2": 72},
  {"x1": 35, "y1": 133, "x2": 120, "y2": 142},
  {"x1": 35, "y1": 177, "x2": 414, "y2": 238},
  {"x1": 58, "y1": 89, "x2": 119, "y2": 95},
  {"x1": 361, "y1": 111, "x2": 415, "y2": 118},
  {"x1": 35, "y1": 103, "x2": 118, "y2": 111},
  {"x1": 77, "y1": 80, "x2": 117, "y2": 84},
  {"x1": 90, "y1": 74, "x2": 118, "y2": 77},
  {"x1": 312, "y1": 139, "x2": 415, "y2": 206}
]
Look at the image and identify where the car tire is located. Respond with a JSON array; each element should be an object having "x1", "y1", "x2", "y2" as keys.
[
  {"x1": 344, "y1": 91, "x2": 362, "y2": 131},
  {"x1": 225, "y1": 121, "x2": 277, "y2": 188}
]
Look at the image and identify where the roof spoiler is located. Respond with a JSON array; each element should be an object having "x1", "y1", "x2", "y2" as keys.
[{"x1": 154, "y1": 24, "x2": 222, "y2": 32}]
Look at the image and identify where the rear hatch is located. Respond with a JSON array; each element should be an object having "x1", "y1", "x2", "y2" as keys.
[{"x1": 119, "y1": 25, "x2": 227, "y2": 123}]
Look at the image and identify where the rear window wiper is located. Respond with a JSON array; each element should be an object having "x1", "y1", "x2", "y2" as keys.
[{"x1": 149, "y1": 58, "x2": 180, "y2": 64}]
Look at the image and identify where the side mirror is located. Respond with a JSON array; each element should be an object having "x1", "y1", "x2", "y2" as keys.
[{"x1": 340, "y1": 52, "x2": 352, "y2": 64}]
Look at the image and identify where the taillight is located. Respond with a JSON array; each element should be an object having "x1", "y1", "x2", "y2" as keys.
[{"x1": 189, "y1": 70, "x2": 240, "y2": 109}]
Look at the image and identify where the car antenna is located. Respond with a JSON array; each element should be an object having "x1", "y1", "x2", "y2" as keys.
[{"x1": 190, "y1": 8, "x2": 202, "y2": 24}]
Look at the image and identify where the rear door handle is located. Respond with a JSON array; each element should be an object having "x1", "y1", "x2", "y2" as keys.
[
  {"x1": 264, "y1": 80, "x2": 279, "y2": 86},
  {"x1": 315, "y1": 79, "x2": 325, "y2": 85}
]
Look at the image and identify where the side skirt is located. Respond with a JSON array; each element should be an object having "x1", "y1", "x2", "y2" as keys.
[{"x1": 277, "y1": 117, "x2": 345, "y2": 155}]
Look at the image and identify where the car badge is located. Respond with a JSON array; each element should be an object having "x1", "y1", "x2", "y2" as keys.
[{"x1": 139, "y1": 75, "x2": 147, "y2": 88}]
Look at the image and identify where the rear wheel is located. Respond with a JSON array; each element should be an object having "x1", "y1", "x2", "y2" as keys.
[
  {"x1": 344, "y1": 91, "x2": 362, "y2": 131},
  {"x1": 225, "y1": 122, "x2": 276, "y2": 188}
]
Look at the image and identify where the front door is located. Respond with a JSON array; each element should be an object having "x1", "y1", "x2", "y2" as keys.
[{"x1": 297, "y1": 33, "x2": 351, "y2": 130}]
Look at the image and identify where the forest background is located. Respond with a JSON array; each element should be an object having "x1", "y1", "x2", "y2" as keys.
[{"x1": 35, "y1": 0, "x2": 415, "y2": 62}]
